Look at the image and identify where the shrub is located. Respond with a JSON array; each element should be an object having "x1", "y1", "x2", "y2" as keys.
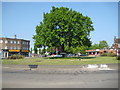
[
  {"x1": 100, "y1": 52, "x2": 116, "y2": 57},
  {"x1": 106, "y1": 53, "x2": 116, "y2": 57},
  {"x1": 100, "y1": 53, "x2": 107, "y2": 56},
  {"x1": 8, "y1": 55, "x2": 24, "y2": 59},
  {"x1": 116, "y1": 56, "x2": 120, "y2": 60}
]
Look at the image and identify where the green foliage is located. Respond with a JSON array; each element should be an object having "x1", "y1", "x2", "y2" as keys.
[
  {"x1": 77, "y1": 46, "x2": 89, "y2": 54},
  {"x1": 89, "y1": 43, "x2": 100, "y2": 49},
  {"x1": 46, "y1": 47, "x2": 51, "y2": 52},
  {"x1": 30, "y1": 48, "x2": 32, "y2": 53},
  {"x1": 100, "y1": 52, "x2": 116, "y2": 57},
  {"x1": 8, "y1": 55, "x2": 24, "y2": 59},
  {"x1": 41, "y1": 49, "x2": 46, "y2": 55},
  {"x1": 116, "y1": 56, "x2": 120, "y2": 60},
  {"x1": 34, "y1": 46, "x2": 38, "y2": 54},
  {"x1": 38, "y1": 48, "x2": 41, "y2": 54},
  {"x1": 64, "y1": 46, "x2": 88, "y2": 54},
  {"x1": 64, "y1": 46, "x2": 74, "y2": 53},
  {"x1": 99, "y1": 40, "x2": 109, "y2": 49},
  {"x1": 33, "y1": 6, "x2": 94, "y2": 53},
  {"x1": 89, "y1": 40, "x2": 109, "y2": 50}
]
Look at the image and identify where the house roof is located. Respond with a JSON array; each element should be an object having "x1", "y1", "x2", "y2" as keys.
[
  {"x1": 0, "y1": 37, "x2": 30, "y2": 42},
  {"x1": 86, "y1": 49, "x2": 98, "y2": 52}
]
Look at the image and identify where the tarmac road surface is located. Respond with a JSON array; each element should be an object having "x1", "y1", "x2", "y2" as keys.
[{"x1": 2, "y1": 64, "x2": 119, "y2": 88}]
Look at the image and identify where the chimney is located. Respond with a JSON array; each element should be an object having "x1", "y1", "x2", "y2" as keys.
[
  {"x1": 114, "y1": 36, "x2": 117, "y2": 43},
  {"x1": 14, "y1": 34, "x2": 17, "y2": 39},
  {"x1": 114, "y1": 36, "x2": 116, "y2": 41}
]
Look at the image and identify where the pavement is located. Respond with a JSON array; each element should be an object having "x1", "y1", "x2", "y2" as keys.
[{"x1": 2, "y1": 64, "x2": 119, "y2": 88}]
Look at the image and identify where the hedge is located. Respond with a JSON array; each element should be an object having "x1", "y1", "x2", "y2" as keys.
[
  {"x1": 100, "y1": 52, "x2": 116, "y2": 57},
  {"x1": 8, "y1": 55, "x2": 24, "y2": 59}
]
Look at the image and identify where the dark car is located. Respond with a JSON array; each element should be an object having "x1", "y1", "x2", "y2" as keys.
[{"x1": 79, "y1": 54, "x2": 87, "y2": 56}]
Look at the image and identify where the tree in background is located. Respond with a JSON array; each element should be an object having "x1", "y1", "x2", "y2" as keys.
[
  {"x1": 30, "y1": 48, "x2": 32, "y2": 54},
  {"x1": 99, "y1": 40, "x2": 109, "y2": 49},
  {"x1": 34, "y1": 46, "x2": 38, "y2": 54},
  {"x1": 89, "y1": 40, "x2": 109, "y2": 50},
  {"x1": 33, "y1": 6, "x2": 94, "y2": 55},
  {"x1": 89, "y1": 43, "x2": 100, "y2": 49}
]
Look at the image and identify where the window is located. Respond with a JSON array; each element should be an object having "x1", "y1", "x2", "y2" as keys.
[
  {"x1": 10, "y1": 41, "x2": 13, "y2": 44},
  {"x1": 0, "y1": 40, "x2": 3, "y2": 43},
  {"x1": 26, "y1": 42, "x2": 28, "y2": 45},
  {"x1": 14, "y1": 41, "x2": 16, "y2": 44},
  {"x1": 10, "y1": 47, "x2": 13, "y2": 49},
  {"x1": 27, "y1": 47, "x2": 29, "y2": 50},
  {"x1": 23, "y1": 47, "x2": 26, "y2": 50},
  {"x1": 14, "y1": 46, "x2": 16, "y2": 50},
  {"x1": 5, "y1": 40, "x2": 8, "y2": 43},
  {"x1": 17, "y1": 47, "x2": 20, "y2": 50},
  {"x1": 17, "y1": 41, "x2": 20, "y2": 44},
  {"x1": 22, "y1": 47, "x2": 24, "y2": 50},
  {"x1": 5, "y1": 46, "x2": 8, "y2": 49}
]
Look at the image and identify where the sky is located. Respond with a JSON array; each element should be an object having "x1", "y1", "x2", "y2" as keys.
[{"x1": 2, "y1": 2, "x2": 118, "y2": 48}]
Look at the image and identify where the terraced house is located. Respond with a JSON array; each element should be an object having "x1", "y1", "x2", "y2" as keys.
[{"x1": 0, "y1": 35, "x2": 30, "y2": 58}]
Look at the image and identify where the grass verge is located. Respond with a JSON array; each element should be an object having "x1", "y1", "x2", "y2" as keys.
[{"x1": 1, "y1": 56, "x2": 119, "y2": 65}]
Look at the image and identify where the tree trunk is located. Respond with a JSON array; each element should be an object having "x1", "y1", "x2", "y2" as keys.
[
  {"x1": 61, "y1": 44, "x2": 66, "y2": 57},
  {"x1": 61, "y1": 44, "x2": 64, "y2": 52},
  {"x1": 43, "y1": 46, "x2": 46, "y2": 54}
]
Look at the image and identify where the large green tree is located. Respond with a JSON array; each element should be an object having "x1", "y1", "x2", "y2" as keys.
[{"x1": 33, "y1": 6, "x2": 94, "y2": 54}]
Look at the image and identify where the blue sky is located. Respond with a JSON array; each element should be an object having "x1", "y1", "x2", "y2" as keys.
[{"x1": 2, "y1": 2, "x2": 118, "y2": 48}]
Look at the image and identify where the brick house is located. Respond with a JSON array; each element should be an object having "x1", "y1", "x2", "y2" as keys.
[
  {"x1": 0, "y1": 35, "x2": 30, "y2": 58},
  {"x1": 112, "y1": 36, "x2": 120, "y2": 55},
  {"x1": 86, "y1": 36, "x2": 119, "y2": 56},
  {"x1": 86, "y1": 49, "x2": 100, "y2": 56},
  {"x1": 86, "y1": 49, "x2": 116, "y2": 56}
]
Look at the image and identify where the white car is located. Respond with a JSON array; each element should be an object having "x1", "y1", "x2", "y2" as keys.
[
  {"x1": 66, "y1": 54, "x2": 75, "y2": 57},
  {"x1": 51, "y1": 55, "x2": 62, "y2": 57}
]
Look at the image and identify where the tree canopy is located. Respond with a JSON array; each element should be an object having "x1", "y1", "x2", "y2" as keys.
[
  {"x1": 90, "y1": 40, "x2": 109, "y2": 50},
  {"x1": 33, "y1": 6, "x2": 94, "y2": 54},
  {"x1": 99, "y1": 40, "x2": 109, "y2": 49}
]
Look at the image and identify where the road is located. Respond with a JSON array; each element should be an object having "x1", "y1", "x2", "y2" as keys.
[{"x1": 2, "y1": 64, "x2": 119, "y2": 88}]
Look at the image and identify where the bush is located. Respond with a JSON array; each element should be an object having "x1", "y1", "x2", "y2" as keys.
[
  {"x1": 106, "y1": 53, "x2": 116, "y2": 57},
  {"x1": 100, "y1": 53, "x2": 107, "y2": 56},
  {"x1": 100, "y1": 53, "x2": 116, "y2": 57},
  {"x1": 8, "y1": 55, "x2": 24, "y2": 59},
  {"x1": 116, "y1": 56, "x2": 120, "y2": 60}
]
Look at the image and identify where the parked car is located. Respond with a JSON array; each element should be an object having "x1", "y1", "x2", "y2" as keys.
[
  {"x1": 79, "y1": 54, "x2": 87, "y2": 56},
  {"x1": 66, "y1": 54, "x2": 76, "y2": 57},
  {"x1": 42, "y1": 55, "x2": 47, "y2": 57},
  {"x1": 51, "y1": 55, "x2": 62, "y2": 57}
]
